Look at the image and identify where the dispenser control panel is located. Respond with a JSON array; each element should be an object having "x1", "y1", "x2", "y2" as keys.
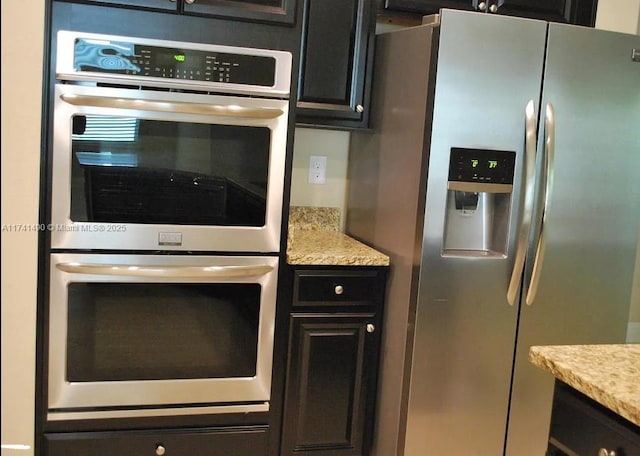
[{"x1": 448, "y1": 148, "x2": 516, "y2": 185}]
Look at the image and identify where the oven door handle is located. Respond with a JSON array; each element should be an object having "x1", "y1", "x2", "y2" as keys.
[
  {"x1": 55, "y1": 262, "x2": 274, "y2": 278},
  {"x1": 60, "y1": 93, "x2": 285, "y2": 119}
]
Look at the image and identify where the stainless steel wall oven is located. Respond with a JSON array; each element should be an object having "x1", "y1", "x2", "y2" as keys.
[
  {"x1": 51, "y1": 31, "x2": 291, "y2": 252},
  {"x1": 45, "y1": 31, "x2": 292, "y2": 421}
]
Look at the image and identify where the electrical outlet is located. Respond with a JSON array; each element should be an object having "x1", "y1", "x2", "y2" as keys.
[{"x1": 308, "y1": 155, "x2": 327, "y2": 184}]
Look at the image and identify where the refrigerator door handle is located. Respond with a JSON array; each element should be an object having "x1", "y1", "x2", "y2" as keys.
[
  {"x1": 526, "y1": 102, "x2": 555, "y2": 305},
  {"x1": 507, "y1": 100, "x2": 538, "y2": 306}
]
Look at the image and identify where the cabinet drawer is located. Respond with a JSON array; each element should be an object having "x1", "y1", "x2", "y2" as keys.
[
  {"x1": 44, "y1": 425, "x2": 269, "y2": 456},
  {"x1": 293, "y1": 270, "x2": 382, "y2": 307},
  {"x1": 548, "y1": 383, "x2": 640, "y2": 456}
]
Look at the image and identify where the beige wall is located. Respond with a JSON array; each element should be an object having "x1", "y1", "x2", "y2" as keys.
[
  {"x1": 1, "y1": 1, "x2": 45, "y2": 455},
  {"x1": 289, "y1": 128, "x2": 350, "y2": 228},
  {"x1": 595, "y1": 0, "x2": 640, "y2": 34}
]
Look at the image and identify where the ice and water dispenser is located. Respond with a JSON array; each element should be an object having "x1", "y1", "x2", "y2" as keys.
[{"x1": 443, "y1": 147, "x2": 516, "y2": 257}]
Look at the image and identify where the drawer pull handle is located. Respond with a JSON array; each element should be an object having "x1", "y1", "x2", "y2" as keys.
[
  {"x1": 598, "y1": 449, "x2": 616, "y2": 456},
  {"x1": 334, "y1": 285, "x2": 344, "y2": 295},
  {"x1": 366, "y1": 324, "x2": 376, "y2": 333},
  {"x1": 156, "y1": 444, "x2": 166, "y2": 456}
]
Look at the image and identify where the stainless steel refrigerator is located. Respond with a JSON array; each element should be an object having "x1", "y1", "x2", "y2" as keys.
[{"x1": 346, "y1": 9, "x2": 640, "y2": 456}]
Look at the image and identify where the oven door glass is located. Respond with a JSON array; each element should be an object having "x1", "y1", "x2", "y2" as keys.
[
  {"x1": 51, "y1": 84, "x2": 289, "y2": 252},
  {"x1": 66, "y1": 282, "x2": 260, "y2": 382},
  {"x1": 70, "y1": 118, "x2": 270, "y2": 227},
  {"x1": 48, "y1": 254, "x2": 278, "y2": 419}
]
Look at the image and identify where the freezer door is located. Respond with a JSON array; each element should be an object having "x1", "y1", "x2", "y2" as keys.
[
  {"x1": 403, "y1": 10, "x2": 547, "y2": 456},
  {"x1": 506, "y1": 26, "x2": 640, "y2": 456}
]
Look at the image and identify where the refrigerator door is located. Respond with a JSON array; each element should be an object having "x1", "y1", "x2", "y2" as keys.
[
  {"x1": 403, "y1": 10, "x2": 547, "y2": 456},
  {"x1": 506, "y1": 25, "x2": 640, "y2": 456}
]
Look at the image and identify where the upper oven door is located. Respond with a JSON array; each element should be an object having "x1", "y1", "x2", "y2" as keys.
[{"x1": 50, "y1": 83, "x2": 289, "y2": 253}]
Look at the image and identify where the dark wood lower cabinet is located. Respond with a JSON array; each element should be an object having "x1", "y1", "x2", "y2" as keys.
[
  {"x1": 281, "y1": 314, "x2": 378, "y2": 455},
  {"x1": 547, "y1": 381, "x2": 640, "y2": 456},
  {"x1": 43, "y1": 425, "x2": 269, "y2": 456},
  {"x1": 280, "y1": 266, "x2": 387, "y2": 456}
]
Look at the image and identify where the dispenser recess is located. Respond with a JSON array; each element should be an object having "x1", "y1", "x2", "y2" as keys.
[{"x1": 443, "y1": 148, "x2": 516, "y2": 257}]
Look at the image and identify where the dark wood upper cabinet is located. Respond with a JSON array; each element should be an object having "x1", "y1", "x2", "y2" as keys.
[
  {"x1": 383, "y1": 0, "x2": 598, "y2": 26},
  {"x1": 183, "y1": 0, "x2": 297, "y2": 25},
  {"x1": 296, "y1": 0, "x2": 376, "y2": 129},
  {"x1": 54, "y1": 0, "x2": 297, "y2": 25}
]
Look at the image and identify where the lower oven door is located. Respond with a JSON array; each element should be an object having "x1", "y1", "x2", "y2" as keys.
[{"x1": 47, "y1": 253, "x2": 278, "y2": 420}]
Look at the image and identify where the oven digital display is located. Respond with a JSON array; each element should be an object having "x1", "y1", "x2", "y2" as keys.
[{"x1": 73, "y1": 38, "x2": 276, "y2": 86}]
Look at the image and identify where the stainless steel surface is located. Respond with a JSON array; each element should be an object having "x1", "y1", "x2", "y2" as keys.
[
  {"x1": 56, "y1": 31, "x2": 292, "y2": 98},
  {"x1": 55, "y1": 262, "x2": 274, "y2": 278},
  {"x1": 402, "y1": 10, "x2": 547, "y2": 456},
  {"x1": 47, "y1": 403, "x2": 269, "y2": 421},
  {"x1": 50, "y1": 83, "x2": 289, "y2": 252},
  {"x1": 350, "y1": 10, "x2": 639, "y2": 456},
  {"x1": 525, "y1": 103, "x2": 555, "y2": 306},
  {"x1": 47, "y1": 253, "x2": 278, "y2": 413},
  {"x1": 60, "y1": 93, "x2": 285, "y2": 119},
  {"x1": 441, "y1": 190, "x2": 510, "y2": 256},
  {"x1": 347, "y1": 23, "x2": 437, "y2": 456},
  {"x1": 505, "y1": 25, "x2": 640, "y2": 456},
  {"x1": 507, "y1": 100, "x2": 538, "y2": 305},
  {"x1": 446, "y1": 181, "x2": 513, "y2": 193}
]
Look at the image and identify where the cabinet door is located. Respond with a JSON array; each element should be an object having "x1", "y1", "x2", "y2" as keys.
[
  {"x1": 384, "y1": 0, "x2": 597, "y2": 25},
  {"x1": 59, "y1": 0, "x2": 178, "y2": 11},
  {"x1": 281, "y1": 313, "x2": 379, "y2": 455},
  {"x1": 488, "y1": 0, "x2": 597, "y2": 25},
  {"x1": 182, "y1": 0, "x2": 297, "y2": 24},
  {"x1": 547, "y1": 383, "x2": 640, "y2": 455},
  {"x1": 384, "y1": 0, "x2": 474, "y2": 15},
  {"x1": 44, "y1": 426, "x2": 269, "y2": 456},
  {"x1": 296, "y1": 0, "x2": 375, "y2": 129}
]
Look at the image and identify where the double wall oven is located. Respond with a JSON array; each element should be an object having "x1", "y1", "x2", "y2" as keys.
[{"x1": 46, "y1": 31, "x2": 292, "y2": 421}]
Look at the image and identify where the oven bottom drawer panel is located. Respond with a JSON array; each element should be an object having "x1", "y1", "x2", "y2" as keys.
[{"x1": 43, "y1": 425, "x2": 269, "y2": 456}]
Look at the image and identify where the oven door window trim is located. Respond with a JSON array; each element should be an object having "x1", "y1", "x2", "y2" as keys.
[
  {"x1": 50, "y1": 83, "x2": 289, "y2": 253},
  {"x1": 47, "y1": 253, "x2": 278, "y2": 416}
]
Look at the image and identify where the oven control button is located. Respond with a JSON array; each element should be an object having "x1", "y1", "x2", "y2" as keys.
[{"x1": 155, "y1": 444, "x2": 166, "y2": 456}]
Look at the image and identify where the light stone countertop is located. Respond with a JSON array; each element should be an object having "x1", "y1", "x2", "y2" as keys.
[
  {"x1": 286, "y1": 206, "x2": 390, "y2": 266},
  {"x1": 529, "y1": 344, "x2": 640, "y2": 426},
  {"x1": 287, "y1": 228, "x2": 390, "y2": 266}
]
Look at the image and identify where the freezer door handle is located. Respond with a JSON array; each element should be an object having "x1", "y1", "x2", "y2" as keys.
[
  {"x1": 507, "y1": 100, "x2": 538, "y2": 305},
  {"x1": 526, "y1": 103, "x2": 555, "y2": 305}
]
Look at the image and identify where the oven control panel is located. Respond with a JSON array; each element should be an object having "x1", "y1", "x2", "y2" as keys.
[
  {"x1": 73, "y1": 38, "x2": 276, "y2": 86},
  {"x1": 56, "y1": 31, "x2": 292, "y2": 97}
]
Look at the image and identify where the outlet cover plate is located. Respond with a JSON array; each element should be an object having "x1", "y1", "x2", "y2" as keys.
[{"x1": 308, "y1": 155, "x2": 327, "y2": 184}]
